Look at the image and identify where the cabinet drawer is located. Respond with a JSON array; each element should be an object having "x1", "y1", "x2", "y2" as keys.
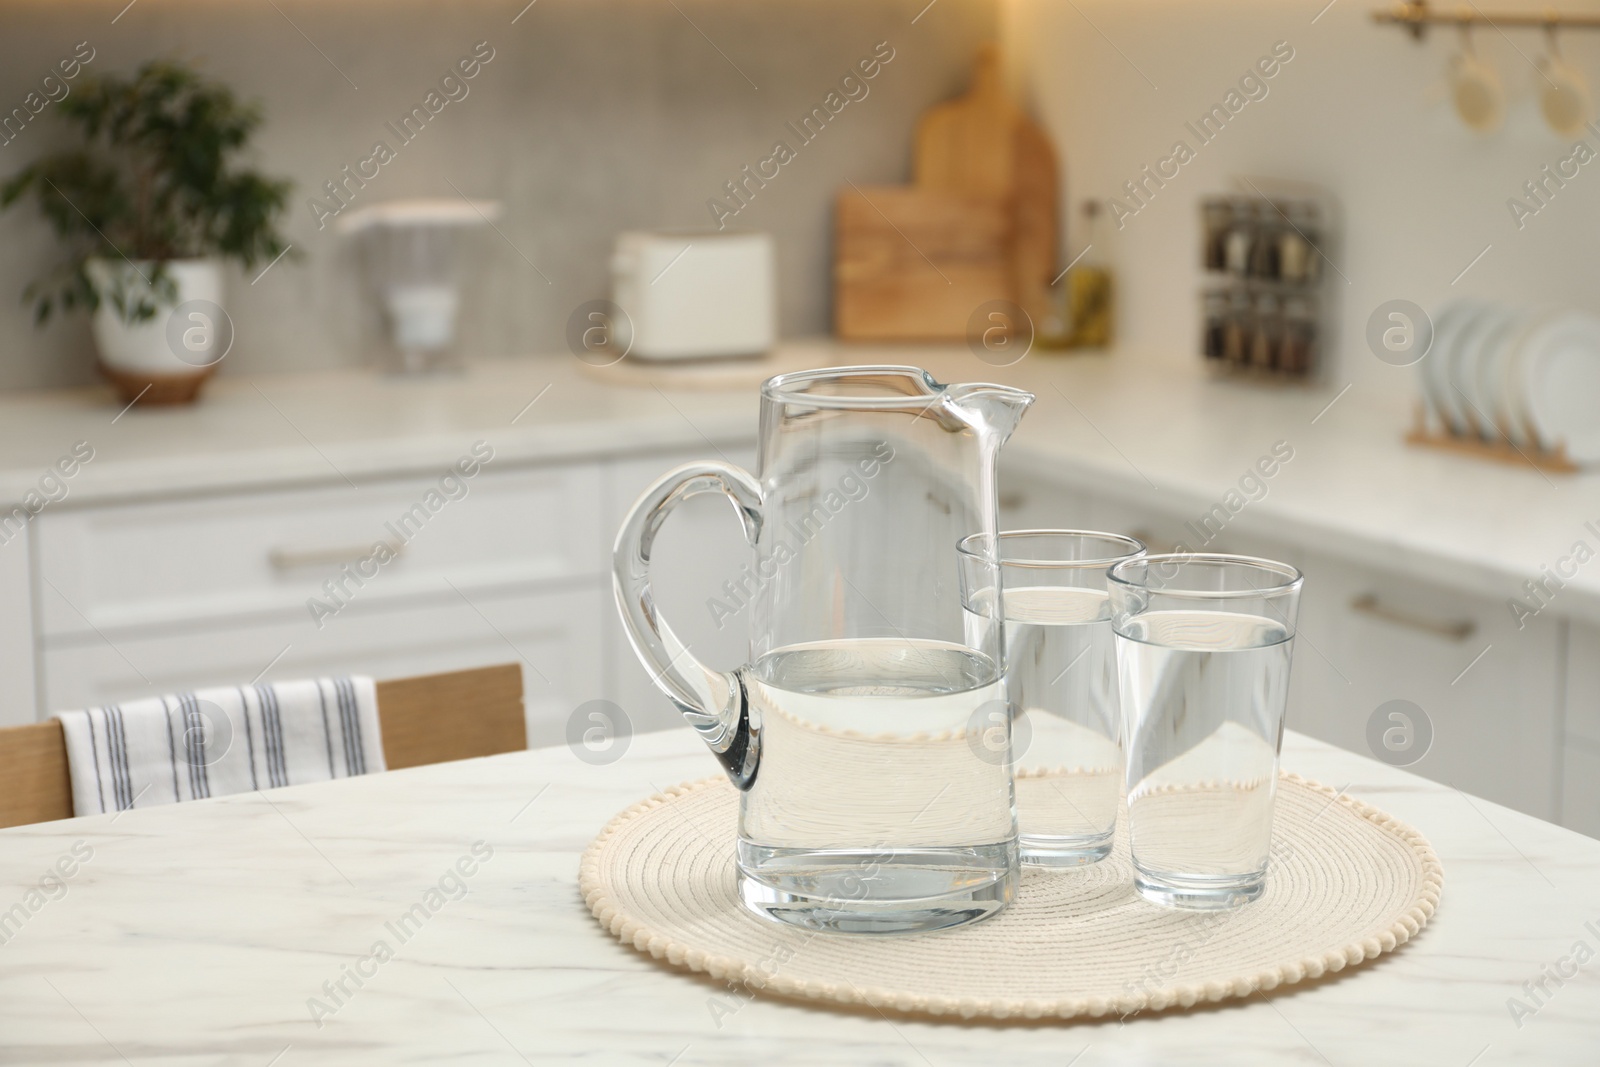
[
  {"x1": 1291, "y1": 550, "x2": 1561, "y2": 820},
  {"x1": 995, "y1": 469, "x2": 1093, "y2": 531},
  {"x1": 36, "y1": 464, "x2": 603, "y2": 637},
  {"x1": 1562, "y1": 740, "x2": 1600, "y2": 838},
  {"x1": 41, "y1": 584, "x2": 602, "y2": 749},
  {"x1": 994, "y1": 477, "x2": 1288, "y2": 561},
  {"x1": 1564, "y1": 622, "x2": 1600, "y2": 747},
  {"x1": 0, "y1": 524, "x2": 34, "y2": 728}
]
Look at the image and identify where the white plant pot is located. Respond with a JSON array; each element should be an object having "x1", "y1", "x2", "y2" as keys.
[{"x1": 86, "y1": 258, "x2": 226, "y2": 376}]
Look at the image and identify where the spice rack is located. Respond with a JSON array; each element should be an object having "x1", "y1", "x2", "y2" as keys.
[{"x1": 1199, "y1": 182, "x2": 1339, "y2": 383}]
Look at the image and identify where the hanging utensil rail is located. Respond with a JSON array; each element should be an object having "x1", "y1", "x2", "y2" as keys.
[{"x1": 1374, "y1": 1, "x2": 1600, "y2": 39}]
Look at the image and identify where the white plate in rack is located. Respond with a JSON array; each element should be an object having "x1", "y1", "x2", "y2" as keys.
[
  {"x1": 1517, "y1": 310, "x2": 1600, "y2": 464},
  {"x1": 1458, "y1": 308, "x2": 1527, "y2": 439},
  {"x1": 1422, "y1": 299, "x2": 1485, "y2": 434},
  {"x1": 1440, "y1": 302, "x2": 1504, "y2": 437},
  {"x1": 1487, "y1": 308, "x2": 1556, "y2": 448}
]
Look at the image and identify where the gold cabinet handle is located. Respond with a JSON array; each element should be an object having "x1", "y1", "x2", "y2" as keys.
[
  {"x1": 1350, "y1": 593, "x2": 1475, "y2": 641},
  {"x1": 268, "y1": 541, "x2": 405, "y2": 571}
]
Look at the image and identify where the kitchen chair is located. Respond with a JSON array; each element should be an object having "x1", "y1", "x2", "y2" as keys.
[{"x1": 0, "y1": 663, "x2": 524, "y2": 830}]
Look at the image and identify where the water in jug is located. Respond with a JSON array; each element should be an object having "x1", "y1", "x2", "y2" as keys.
[{"x1": 613, "y1": 366, "x2": 1034, "y2": 934}]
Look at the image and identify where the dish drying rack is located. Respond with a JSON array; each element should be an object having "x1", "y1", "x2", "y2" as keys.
[{"x1": 1404, "y1": 405, "x2": 1578, "y2": 474}]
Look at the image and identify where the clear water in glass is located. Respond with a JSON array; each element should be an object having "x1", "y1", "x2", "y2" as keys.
[
  {"x1": 994, "y1": 585, "x2": 1123, "y2": 864},
  {"x1": 1117, "y1": 609, "x2": 1292, "y2": 908}
]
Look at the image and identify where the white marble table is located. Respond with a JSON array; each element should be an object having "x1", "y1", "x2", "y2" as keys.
[{"x1": 2, "y1": 728, "x2": 1596, "y2": 1066}]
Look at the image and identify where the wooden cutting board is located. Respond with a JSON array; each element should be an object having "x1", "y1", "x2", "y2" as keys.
[
  {"x1": 834, "y1": 44, "x2": 1059, "y2": 341},
  {"x1": 834, "y1": 187, "x2": 1011, "y2": 341}
]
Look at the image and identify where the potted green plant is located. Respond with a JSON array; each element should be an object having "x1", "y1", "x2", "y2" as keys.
[{"x1": 1, "y1": 60, "x2": 292, "y2": 403}]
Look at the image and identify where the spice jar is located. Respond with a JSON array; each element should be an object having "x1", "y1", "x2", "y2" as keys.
[
  {"x1": 1291, "y1": 202, "x2": 1323, "y2": 283},
  {"x1": 1251, "y1": 292, "x2": 1282, "y2": 369},
  {"x1": 1202, "y1": 199, "x2": 1233, "y2": 272},
  {"x1": 1249, "y1": 202, "x2": 1283, "y2": 280},
  {"x1": 1202, "y1": 290, "x2": 1227, "y2": 360},
  {"x1": 1279, "y1": 224, "x2": 1311, "y2": 283},
  {"x1": 1223, "y1": 291, "x2": 1252, "y2": 365},
  {"x1": 1280, "y1": 295, "x2": 1317, "y2": 377},
  {"x1": 1223, "y1": 198, "x2": 1255, "y2": 277}
]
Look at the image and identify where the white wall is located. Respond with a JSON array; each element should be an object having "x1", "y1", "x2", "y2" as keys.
[{"x1": 1004, "y1": 0, "x2": 1600, "y2": 392}]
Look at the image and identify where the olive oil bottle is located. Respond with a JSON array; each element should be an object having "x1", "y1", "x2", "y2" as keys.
[{"x1": 1061, "y1": 200, "x2": 1113, "y2": 350}]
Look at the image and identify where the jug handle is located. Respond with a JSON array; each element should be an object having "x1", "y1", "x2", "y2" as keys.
[{"x1": 612, "y1": 461, "x2": 764, "y2": 788}]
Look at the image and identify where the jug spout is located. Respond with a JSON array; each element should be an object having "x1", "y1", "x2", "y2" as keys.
[{"x1": 943, "y1": 382, "x2": 1035, "y2": 446}]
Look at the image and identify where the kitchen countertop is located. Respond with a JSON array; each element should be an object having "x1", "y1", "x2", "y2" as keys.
[
  {"x1": 0, "y1": 354, "x2": 765, "y2": 505},
  {"x1": 0, "y1": 729, "x2": 1595, "y2": 1065},
  {"x1": 3, "y1": 342, "x2": 1598, "y2": 621}
]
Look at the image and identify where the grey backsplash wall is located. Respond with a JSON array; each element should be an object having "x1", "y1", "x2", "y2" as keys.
[{"x1": 0, "y1": 0, "x2": 997, "y2": 390}]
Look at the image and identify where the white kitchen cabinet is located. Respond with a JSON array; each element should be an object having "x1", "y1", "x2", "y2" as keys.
[
  {"x1": 1564, "y1": 741, "x2": 1600, "y2": 838},
  {"x1": 0, "y1": 523, "x2": 35, "y2": 727},
  {"x1": 26, "y1": 441, "x2": 768, "y2": 753},
  {"x1": 1084, "y1": 490, "x2": 1301, "y2": 566},
  {"x1": 996, "y1": 468, "x2": 1093, "y2": 530},
  {"x1": 12, "y1": 434, "x2": 1587, "y2": 833},
  {"x1": 995, "y1": 472, "x2": 1283, "y2": 560},
  {"x1": 1560, "y1": 623, "x2": 1600, "y2": 833},
  {"x1": 1073, "y1": 491, "x2": 1191, "y2": 555},
  {"x1": 1000, "y1": 468, "x2": 1569, "y2": 826},
  {"x1": 41, "y1": 584, "x2": 601, "y2": 750},
  {"x1": 35, "y1": 464, "x2": 602, "y2": 637},
  {"x1": 1565, "y1": 622, "x2": 1600, "y2": 748},
  {"x1": 30, "y1": 461, "x2": 613, "y2": 751},
  {"x1": 1290, "y1": 550, "x2": 1562, "y2": 819},
  {"x1": 603, "y1": 449, "x2": 759, "y2": 737}
]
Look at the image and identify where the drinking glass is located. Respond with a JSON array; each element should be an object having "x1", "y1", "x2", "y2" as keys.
[
  {"x1": 958, "y1": 530, "x2": 1145, "y2": 866},
  {"x1": 1107, "y1": 553, "x2": 1303, "y2": 909}
]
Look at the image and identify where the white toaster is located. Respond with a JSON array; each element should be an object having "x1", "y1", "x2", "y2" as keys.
[{"x1": 610, "y1": 230, "x2": 775, "y2": 361}]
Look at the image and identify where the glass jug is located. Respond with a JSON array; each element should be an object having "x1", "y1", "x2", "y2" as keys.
[{"x1": 614, "y1": 366, "x2": 1034, "y2": 934}]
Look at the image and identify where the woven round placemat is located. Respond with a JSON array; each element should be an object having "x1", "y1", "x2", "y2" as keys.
[{"x1": 580, "y1": 773, "x2": 1442, "y2": 1021}]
